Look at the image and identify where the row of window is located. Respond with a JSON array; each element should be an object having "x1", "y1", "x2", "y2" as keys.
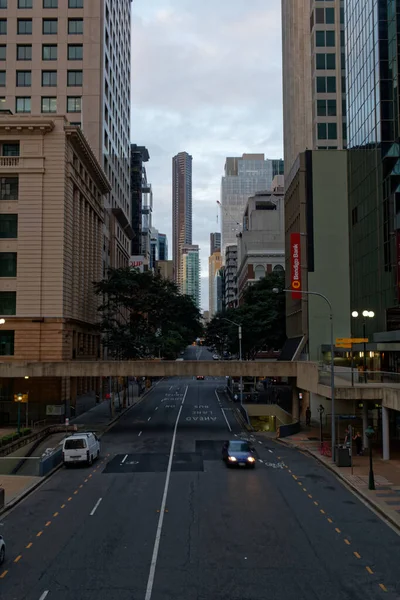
[
  {"x1": 0, "y1": 18, "x2": 83, "y2": 35},
  {"x1": 9, "y1": 95, "x2": 81, "y2": 112},
  {"x1": 315, "y1": 29, "x2": 345, "y2": 48},
  {"x1": 0, "y1": 43, "x2": 83, "y2": 61},
  {"x1": 0, "y1": 69, "x2": 83, "y2": 87},
  {"x1": 0, "y1": 0, "x2": 83, "y2": 9}
]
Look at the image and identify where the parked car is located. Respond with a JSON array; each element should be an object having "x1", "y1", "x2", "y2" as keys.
[
  {"x1": 196, "y1": 375, "x2": 205, "y2": 380},
  {"x1": 213, "y1": 354, "x2": 220, "y2": 360},
  {"x1": 62, "y1": 432, "x2": 100, "y2": 467},
  {"x1": 0, "y1": 535, "x2": 5, "y2": 565},
  {"x1": 222, "y1": 440, "x2": 256, "y2": 468}
]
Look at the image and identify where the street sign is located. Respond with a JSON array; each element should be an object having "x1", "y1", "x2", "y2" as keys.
[{"x1": 336, "y1": 338, "x2": 368, "y2": 345}]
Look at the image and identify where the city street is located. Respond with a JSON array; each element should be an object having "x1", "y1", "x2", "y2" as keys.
[{"x1": 0, "y1": 347, "x2": 400, "y2": 599}]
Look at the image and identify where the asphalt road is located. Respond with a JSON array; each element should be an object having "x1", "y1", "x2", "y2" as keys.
[{"x1": 0, "y1": 345, "x2": 400, "y2": 599}]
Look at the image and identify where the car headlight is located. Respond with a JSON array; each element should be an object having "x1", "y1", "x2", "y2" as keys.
[
  {"x1": 228, "y1": 456, "x2": 237, "y2": 462},
  {"x1": 247, "y1": 456, "x2": 255, "y2": 463}
]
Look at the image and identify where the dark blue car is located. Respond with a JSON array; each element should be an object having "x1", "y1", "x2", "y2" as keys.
[{"x1": 222, "y1": 440, "x2": 256, "y2": 468}]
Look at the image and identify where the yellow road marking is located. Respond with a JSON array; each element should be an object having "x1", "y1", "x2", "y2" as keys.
[
  {"x1": 297, "y1": 481, "x2": 302, "y2": 485},
  {"x1": 335, "y1": 528, "x2": 341, "y2": 533},
  {"x1": 53, "y1": 512, "x2": 59, "y2": 517},
  {"x1": 308, "y1": 494, "x2": 313, "y2": 499},
  {"x1": 366, "y1": 566, "x2": 374, "y2": 575},
  {"x1": 74, "y1": 490, "x2": 78, "y2": 495},
  {"x1": 354, "y1": 552, "x2": 361, "y2": 559},
  {"x1": 79, "y1": 484, "x2": 83, "y2": 489},
  {"x1": 320, "y1": 509, "x2": 325, "y2": 514},
  {"x1": 84, "y1": 479, "x2": 88, "y2": 483},
  {"x1": 45, "y1": 521, "x2": 51, "y2": 527},
  {"x1": 88, "y1": 474, "x2": 92, "y2": 478},
  {"x1": 14, "y1": 555, "x2": 22, "y2": 563},
  {"x1": 327, "y1": 518, "x2": 333, "y2": 523},
  {"x1": 314, "y1": 501, "x2": 319, "y2": 506},
  {"x1": 36, "y1": 531, "x2": 43, "y2": 537},
  {"x1": 0, "y1": 570, "x2": 8, "y2": 578},
  {"x1": 26, "y1": 543, "x2": 32, "y2": 549},
  {"x1": 68, "y1": 497, "x2": 72, "y2": 501},
  {"x1": 61, "y1": 504, "x2": 66, "y2": 509},
  {"x1": 344, "y1": 539, "x2": 351, "y2": 545},
  {"x1": 379, "y1": 584, "x2": 388, "y2": 592},
  {"x1": 288, "y1": 469, "x2": 292, "y2": 473},
  {"x1": 303, "y1": 487, "x2": 307, "y2": 492},
  {"x1": 292, "y1": 475, "x2": 297, "y2": 480}
]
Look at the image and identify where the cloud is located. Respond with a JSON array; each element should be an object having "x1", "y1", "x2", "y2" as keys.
[{"x1": 131, "y1": 0, "x2": 283, "y2": 310}]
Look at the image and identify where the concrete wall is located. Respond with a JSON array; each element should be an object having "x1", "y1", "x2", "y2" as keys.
[{"x1": 308, "y1": 151, "x2": 351, "y2": 360}]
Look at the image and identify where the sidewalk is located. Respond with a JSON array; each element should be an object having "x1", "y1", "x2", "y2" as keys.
[{"x1": 279, "y1": 426, "x2": 400, "y2": 530}]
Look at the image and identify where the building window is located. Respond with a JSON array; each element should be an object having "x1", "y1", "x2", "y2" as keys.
[
  {"x1": 317, "y1": 123, "x2": 327, "y2": 140},
  {"x1": 68, "y1": 44, "x2": 83, "y2": 60},
  {"x1": 352, "y1": 207, "x2": 358, "y2": 226},
  {"x1": 327, "y1": 99, "x2": 337, "y2": 116},
  {"x1": 18, "y1": 0, "x2": 32, "y2": 7},
  {"x1": 273, "y1": 265, "x2": 284, "y2": 272},
  {"x1": 69, "y1": 0, "x2": 83, "y2": 7},
  {"x1": 43, "y1": 18, "x2": 57, "y2": 34},
  {"x1": 317, "y1": 76, "x2": 336, "y2": 93},
  {"x1": 0, "y1": 292, "x2": 15, "y2": 315},
  {"x1": 42, "y1": 44, "x2": 57, "y2": 60},
  {"x1": 326, "y1": 31, "x2": 335, "y2": 47},
  {"x1": 0, "y1": 45, "x2": 5, "y2": 60},
  {"x1": 326, "y1": 8, "x2": 334, "y2": 23},
  {"x1": 68, "y1": 18, "x2": 83, "y2": 34},
  {"x1": 0, "y1": 71, "x2": 5, "y2": 86},
  {"x1": 43, "y1": 0, "x2": 58, "y2": 7},
  {"x1": 67, "y1": 96, "x2": 81, "y2": 112},
  {"x1": 67, "y1": 70, "x2": 82, "y2": 86},
  {"x1": 42, "y1": 70, "x2": 57, "y2": 86},
  {"x1": 0, "y1": 331, "x2": 14, "y2": 355},
  {"x1": 41, "y1": 96, "x2": 57, "y2": 113},
  {"x1": 1, "y1": 143, "x2": 19, "y2": 156},
  {"x1": 16, "y1": 70, "x2": 31, "y2": 87},
  {"x1": 254, "y1": 265, "x2": 265, "y2": 280},
  {"x1": 315, "y1": 31, "x2": 325, "y2": 47},
  {"x1": 17, "y1": 44, "x2": 32, "y2": 60},
  {"x1": 0, "y1": 0, "x2": 6, "y2": 8},
  {"x1": 15, "y1": 96, "x2": 31, "y2": 113},
  {"x1": 0, "y1": 214, "x2": 18, "y2": 238},
  {"x1": 316, "y1": 53, "x2": 335, "y2": 70},
  {"x1": 0, "y1": 20, "x2": 5, "y2": 35},
  {"x1": 17, "y1": 19, "x2": 32, "y2": 34},
  {"x1": 328, "y1": 123, "x2": 337, "y2": 139},
  {"x1": 0, "y1": 253, "x2": 17, "y2": 277},
  {"x1": 0, "y1": 177, "x2": 18, "y2": 200}
]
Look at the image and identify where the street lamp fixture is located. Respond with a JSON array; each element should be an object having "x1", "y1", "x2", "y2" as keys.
[
  {"x1": 0, "y1": 318, "x2": 5, "y2": 325},
  {"x1": 221, "y1": 317, "x2": 243, "y2": 407},
  {"x1": 365, "y1": 425, "x2": 375, "y2": 490},
  {"x1": 273, "y1": 287, "x2": 336, "y2": 460},
  {"x1": 352, "y1": 310, "x2": 375, "y2": 380}
]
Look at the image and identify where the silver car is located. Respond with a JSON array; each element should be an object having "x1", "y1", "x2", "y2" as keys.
[{"x1": 0, "y1": 535, "x2": 5, "y2": 565}]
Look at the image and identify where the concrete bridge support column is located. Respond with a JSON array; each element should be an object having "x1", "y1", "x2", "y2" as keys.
[
  {"x1": 291, "y1": 379, "x2": 300, "y2": 422},
  {"x1": 382, "y1": 406, "x2": 390, "y2": 461}
]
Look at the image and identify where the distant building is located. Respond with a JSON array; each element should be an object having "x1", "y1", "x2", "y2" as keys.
[
  {"x1": 172, "y1": 152, "x2": 193, "y2": 290},
  {"x1": 158, "y1": 233, "x2": 168, "y2": 261},
  {"x1": 225, "y1": 245, "x2": 238, "y2": 309},
  {"x1": 182, "y1": 245, "x2": 200, "y2": 308},
  {"x1": 237, "y1": 178, "x2": 285, "y2": 304},
  {"x1": 156, "y1": 260, "x2": 174, "y2": 282},
  {"x1": 210, "y1": 232, "x2": 221, "y2": 255},
  {"x1": 130, "y1": 145, "x2": 150, "y2": 256},
  {"x1": 149, "y1": 227, "x2": 159, "y2": 271},
  {"x1": 202, "y1": 311, "x2": 210, "y2": 324},
  {"x1": 208, "y1": 251, "x2": 222, "y2": 318},
  {"x1": 215, "y1": 266, "x2": 226, "y2": 314}
]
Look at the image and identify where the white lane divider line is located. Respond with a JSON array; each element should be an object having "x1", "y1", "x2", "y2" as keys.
[
  {"x1": 268, "y1": 449, "x2": 273, "y2": 453},
  {"x1": 155, "y1": 407, "x2": 159, "y2": 411},
  {"x1": 148, "y1": 416, "x2": 152, "y2": 421},
  {"x1": 138, "y1": 431, "x2": 142, "y2": 437},
  {"x1": 90, "y1": 498, "x2": 102, "y2": 516},
  {"x1": 39, "y1": 592, "x2": 49, "y2": 600},
  {"x1": 215, "y1": 389, "x2": 231, "y2": 432},
  {"x1": 144, "y1": 385, "x2": 188, "y2": 600},
  {"x1": 258, "y1": 459, "x2": 264, "y2": 463},
  {"x1": 258, "y1": 441, "x2": 263, "y2": 444},
  {"x1": 122, "y1": 454, "x2": 128, "y2": 464}
]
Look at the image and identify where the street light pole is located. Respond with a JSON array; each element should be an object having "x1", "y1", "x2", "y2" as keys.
[
  {"x1": 221, "y1": 317, "x2": 243, "y2": 407},
  {"x1": 365, "y1": 425, "x2": 375, "y2": 490},
  {"x1": 276, "y1": 288, "x2": 335, "y2": 460}
]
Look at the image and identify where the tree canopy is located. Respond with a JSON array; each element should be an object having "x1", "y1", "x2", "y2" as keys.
[
  {"x1": 205, "y1": 271, "x2": 286, "y2": 359},
  {"x1": 94, "y1": 268, "x2": 203, "y2": 359}
]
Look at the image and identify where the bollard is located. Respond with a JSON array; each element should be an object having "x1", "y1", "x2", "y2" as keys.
[{"x1": 0, "y1": 487, "x2": 4, "y2": 510}]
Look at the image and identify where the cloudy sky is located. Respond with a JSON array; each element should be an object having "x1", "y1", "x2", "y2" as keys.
[{"x1": 131, "y1": 0, "x2": 283, "y2": 310}]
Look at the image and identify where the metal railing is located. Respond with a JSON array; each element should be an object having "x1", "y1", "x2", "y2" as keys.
[
  {"x1": 0, "y1": 156, "x2": 19, "y2": 167},
  {"x1": 318, "y1": 366, "x2": 400, "y2": 387}
]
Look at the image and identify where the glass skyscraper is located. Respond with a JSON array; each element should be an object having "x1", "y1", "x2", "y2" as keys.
[
  {"x1": 182, "y1": 245, "x2": 200, "y2": 308},
  {"x1": 172, "y1": 152, "x2": 193, "y2": 290}
]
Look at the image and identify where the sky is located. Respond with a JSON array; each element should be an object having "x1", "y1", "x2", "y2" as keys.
[{"x1": 131, "y1": 0, "x2": 283, "y2": 310}]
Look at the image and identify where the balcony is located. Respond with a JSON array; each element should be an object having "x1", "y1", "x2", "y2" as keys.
[
  {"x1": 0, "y1": 156, "x2": 45, "y2": 172},
  {"x1": 0, "y1": 157, "x2": 19, "y2": 168}
]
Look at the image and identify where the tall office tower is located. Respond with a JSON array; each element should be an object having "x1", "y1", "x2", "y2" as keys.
[
  {"x1": 282, "y1": 0, "x2": 346, "y2": 181},
  {"x1": 182, "y1": 245, "x2": 200, "y2": 308},
  {"x1": 210, "y1": 232, "x2": 221, "y2": 256},
  {"x1": 172, "y1": 151, "x2": 192, "y2": 289},
  {"x1": 1, "y1": 0, "x2": 133, "y2": 271},
  {"x1": 208, "y1": 250, "x2": 222, "y2": 317},
  {"x1": 220, "y1": 154, "x2": 280, "y2": 252},
  {"x1": 130, "y1": 145, "x2": 150, "y2": 257},
  {"x1": 346, "y1": 1, "x2": 400, "y2": 339},
  {"x1": 224, "y1": 244, "x2": 238, "y2": 309},
  {"x1": 158, "y1": 233, "x2": 168, "y2": 261}
]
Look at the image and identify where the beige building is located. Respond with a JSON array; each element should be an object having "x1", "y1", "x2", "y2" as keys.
[
  {"x1": 0, "y1": 0, "x2": 132, "y2": 271},
  {"x1": 282, "y1": 0, "x2": 346, "y2": 182},
  {"x1": 0, "y1": 115, "x2": 110, "y2": 421},
  {"x1": 208, "y1": 250, "x2": 222, "y2": 317},
  {"x1": 156, "y1": 260, "x2": 173, "y2": 282}
]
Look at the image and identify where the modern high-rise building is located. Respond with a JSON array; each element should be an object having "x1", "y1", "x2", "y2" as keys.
[
  {"x1": 225, "y1": 245, "x2": 238, "y2": 309},
  {"x1": 282, "y1": 0, "x2": 346, "y2": 181},
  {"x1": 130, "y1": 145, "x2": 150, "y2": 256},
  {"x1": 210, "y1": 232, "x2": 221, "y2": 256},
  {"x1": 149, "y1": 227, "x2": 159, "y2": 271},
  {"x1": 208, "y1": 250, "x2": 222, "y2": 317},
  {"x1": 182, "y1": 244, "x2": 200, "y2": 308},
  {"x1": 158, "y1": 233, "x2": 168, "y2": 261},
  {"x1": 172, "y1": 151, "x2": 192, "y2": 290},
  {"x1": 220, "y1": 154, "x2": 282, "y2": 252},
  {"x1": 0, "y1": 0, "x2": 133, "y2": 271}
]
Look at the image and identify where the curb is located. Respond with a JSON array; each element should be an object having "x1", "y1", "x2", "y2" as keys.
[
  {"x1": 0, "y1": 382, "x2": 161, "y2": 516},
  {"x1": 277, "y1": 438, "x2": 400, "y2": 533}
]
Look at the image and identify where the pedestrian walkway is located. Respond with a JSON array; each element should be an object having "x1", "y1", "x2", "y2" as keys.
[{"x1": 279, "y1": 426, "x2": 400, "y2": 530}]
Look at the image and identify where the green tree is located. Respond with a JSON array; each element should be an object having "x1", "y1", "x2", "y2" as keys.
[
  {"x1": 205, "y1": 271, "x2": 286, "y2": 359},
  {"x1": 94, "y1": 268, "x2": 203, "y2": 359}
]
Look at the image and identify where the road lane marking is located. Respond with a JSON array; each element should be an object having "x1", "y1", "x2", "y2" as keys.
[
  {"x1": 308, "y1": 494, "x2": 313, "y2": 499},
  {"x1": 155, "y1": 407, "x2": 158, "y2": 411},
  {"x1": 344, "y1": 539, "x2": 351, "y2": 545},
  {"x1": 39, "y1": 592, "x2": 49, "y2": 600},
  {"x1": 327, "y1": 518, "x2": 333, "y2": 523},
  {"x1": 366, "y1": 566, "x2": 374, "y2": 574},
  {"x1": 26, "y1": 543, "x2": 33, "y2": 549},
  {"x1": 148, "y1": 416, "x2": 151, "y2": 421},
  {"x1": 258, "y1": 459, "x2": 264, "y2": 463},
  {"x1": 354, "y1": 552, "x2": 361, "y2": 559},
  {"x1": 73, "y1": 491, "x2": 78, "y2": 495},
  {"x1": 0, "y1": 570, "x2": 8, "y2": 578},
  {"x1": 53, "y1": 512, "x2": 59, "y2": 517},
  {"x1": 268, "y1": 449, "x2": 273, "y2": 453},
  {"x1": 144, "y1": 385, "x2": 188, "y2": 600},
  {"x1": 258, "y1": 441, "x2": 262, "y2": 444},
  {"x1": 61, "y1": 504, "x2": 66, "y2": 509},
  {"x1": 14, "y1": 555, "x2": 22, "y2": 563},
  {"x1": 215, "y1": 389, "x2": 232, "y2": 431},
  {"x1": 314, "y1": 501, "x2": 319, "y2": 506},
  {"x1": 45, "y1": 521, "x2": 51, "y2": 527},
  {"x1": 335, "y1": 528, "x2": 341, "y2": 533},
  {"x1": 90, "y1": 498, "x2": 103, "y2": 516},
  {"x1": 122, "y1": 454, "x2": 128, "y2": 464},
  {"x1": 320, "y1": 509, "x2": 325, "y2": 514},
  {"x1": 37, "y1": 531, "x2": 43, "y2": 537},
  {"x1": 379, "y1": 584, "x2": 388, "y2": 592},
  {"x1": 303, "y1": 487, "x2": 307, "y2": 491},
  {"x1": 138, "y1": 431, "x2": 142, "y2": 436}
]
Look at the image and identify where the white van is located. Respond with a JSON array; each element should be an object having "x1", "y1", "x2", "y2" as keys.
[{"x1": 62, "y1": 433, "x2": 100, "y2": 466}]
